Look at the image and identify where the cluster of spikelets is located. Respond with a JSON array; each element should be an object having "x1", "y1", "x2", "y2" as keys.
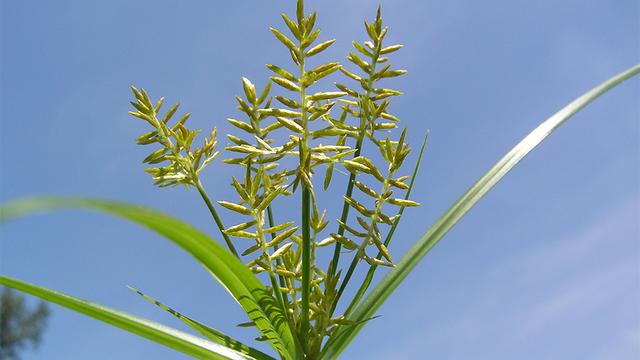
[
  {"x1": 128, "y1": 0, "x2": 419, "y2": 355},
  {"x1": 128, "y1": 88, "x2": 219, "y2": 189}
]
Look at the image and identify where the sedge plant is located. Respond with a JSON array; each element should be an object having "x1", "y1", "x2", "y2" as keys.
[{"x1": 1, "y1": 1, "x2": 638, "y2": 359}]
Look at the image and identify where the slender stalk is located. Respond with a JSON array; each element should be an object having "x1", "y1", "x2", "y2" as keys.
[
  {"x1": 253, "y1": 209, "x2": 288, "y2": 319},
  {"x1": 327, "y1": 33, "x2": 382, "y2": 311},
  {"x1": 267, "y1": 206, "x2": 289, "y2": 301},
  {"x1": 326, "y1": 134, "x2": 364, "y2": 280},
  {"x1": 252, "y1": 94, "x2": 290, "y2": 309},
  {"x1": 330, "y1": 169, "x2": 393, "y2": 316},
  {"x1": 300, "y1": 187, "x2": 311, "y2": 335},
  {"x1": 146, "y1": 106, "x2": 240, "y2": 259},
  {"x1": 343, "y1": 132, "x2": 428, "y2": 316},
  {"x1": 298, "y1": 42, "x2": 311, "y2": 342},
  {"x1": 195, "y1": 180, "x2": 239, "y2": 258}
]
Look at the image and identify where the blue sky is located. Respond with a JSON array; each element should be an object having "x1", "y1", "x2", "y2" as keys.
[{"x1": 1, "y1": 0, "x2": 638, "y2": 359}]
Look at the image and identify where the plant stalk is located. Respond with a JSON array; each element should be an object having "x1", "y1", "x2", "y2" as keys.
[
  {"x1": 327, "y1": 37, "x2": 381, "y2": 314},
  {"x1": 253, "y1": 209, "x2": 288, "y2": 321},
  {"x1": 343, "y1": 132, "x2": 428, "y2": 316},
  {"x1": 326, "y1": 134, "x2": 363, "y2": 280},
  {"x1": 267, "y1": 206, "x2": 290, "y2": 301},
  {"x1": 331, "y1": 170, "x2": 393, "y2": 316},
  {"x1": 298, "y1": 46, "x2": 311, "y2": 343},
  {"x1": 195, "y1": 180, "x2": 239, "y2": 258}
]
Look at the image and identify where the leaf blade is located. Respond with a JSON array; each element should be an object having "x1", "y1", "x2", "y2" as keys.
[
  {"x1": 0, "y1": 275, "x2": 252, "y2": 360},
  {"x1": 0, "y1": 198, "x2": 301, "y2": 360},
  {"x1": 323, "y1": 64, "x2": 640, "y2": 358},
  {"x1": 128, "y1": 286, "x2": 275, "y2": 360}
]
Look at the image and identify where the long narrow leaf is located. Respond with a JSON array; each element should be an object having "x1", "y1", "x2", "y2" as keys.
[
  {"x1": 0, "y1": 275, "x2": 252, "y2": 360},
  {"x1": 0, "y1": 198, "x2": 301, "y2": 360},
  {"x1": 322, "y1": 64, "x2": 640, "y2": 358},
  {"x1": 128, "y1": 286, "x2": 274, "y2": 360}
]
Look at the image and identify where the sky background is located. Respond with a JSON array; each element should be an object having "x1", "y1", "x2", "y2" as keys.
[{"x1": 1, "y1": 0, "x2": 639, "y2": 359}]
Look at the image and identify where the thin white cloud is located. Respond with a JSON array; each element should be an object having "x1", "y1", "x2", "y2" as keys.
[
  {"x1": 386, "y1": 197, "x2": 640, "y2": 359},
  {"x1": 509, "y1": 260, "x2": 637, "y2": 341}
]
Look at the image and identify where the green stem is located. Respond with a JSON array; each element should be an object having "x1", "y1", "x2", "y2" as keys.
[
  {"x1": 195, "y1": 180, "x2": 239, "y2": 258},
  {"x1": 253, "y1": 99, "x2": 290, "y2": 310},
  {"x1": 330, "y1": 173, "x2": 392, "y2": 316},
  {"x1": 343, "y1": 133, "x2": 428, "y2": 317},
  {"x1": 327, "y1": 38, "x2": 381, "y2": 313},
  {"x1": 326, "y1": 134, "x2": 364, "y2": 280},
  {"x1": 267, "y1": 206, "x2": 289, "y2": 301},
  {"x1": 298, "y1": 46, "x2": 311, "y2": 343},
  {"x1": 149, "y1": 110, "x2": 239, "y2": 258},
  {"x1": 301, "y1": 187, "x2": 311, "y2": 335},
  {"x1": 253, "y1": 210, "x2": 288, "y2": 321}
]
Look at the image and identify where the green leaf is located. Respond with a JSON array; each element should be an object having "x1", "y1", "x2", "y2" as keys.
[
  {"x1": 322, "y1": 64, "x2": 640, "y2": 358},
  {"x1": 128, "y1": 286, "x2": 274, "y2": 360},
  {"x1": 0, "y1": 198, "x2": 302, "y2": 360},
  {"x1": 0, "y1": 275, "x2": 252, "y2": 360}
]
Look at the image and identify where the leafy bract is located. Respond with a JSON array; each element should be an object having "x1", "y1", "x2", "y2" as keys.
[
  {"x1": 0, "y1": 198, "x2": 301, "y2": 360},
  {"x1": 322, "y1": 64, "x2": 640, "y2": 358},
  {"x1": 128, "y1": 286, "x2": 275, "y2": 360},
  {"x1": 0, "y1": 275, "x2": 252, "y2": 360}
]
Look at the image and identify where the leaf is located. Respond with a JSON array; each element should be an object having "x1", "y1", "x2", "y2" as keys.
[
  {"x1": 0, "y1": 198, "x2": 302, "y2": 360},
  {"x1": 322, "y1": 64, "x2": 640, "y2": 358},
  {"x1": 128, "y1": 286, "x2": 274, "y2": 360},
  {"x1": 0, "y1": 276, "x2": 252, "y2": 360}
]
